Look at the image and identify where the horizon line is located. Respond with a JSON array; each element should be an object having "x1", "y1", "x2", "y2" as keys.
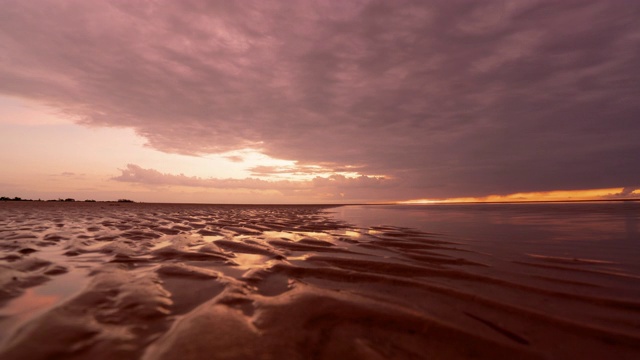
[{"x1": 2, "y1": 197, "x2": 639, "y2": 206}]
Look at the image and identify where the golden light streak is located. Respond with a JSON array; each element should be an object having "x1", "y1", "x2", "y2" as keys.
[{"x1": 401, "y1": 187, "x2": 638, "y2": 204}]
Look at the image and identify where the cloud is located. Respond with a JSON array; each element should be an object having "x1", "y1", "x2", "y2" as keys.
[
  {"x1": 48, "y1": 172, "x2": 84, "y2": 178},
  {"x1": 1, "y1": 0, "x2": 640, "y2": 199},
  {"x1": 619, "y1": 186, "x2": 639, "y2": 197},
  {"x1": 113, "y1": 165, "x2": 301, "y2": 190},
  {"x1": 224, "y1": 155, "x2": 244, "y2": 163},
  {"x1": 603, "y1": 186, "x2": 640, "y2": 199},
  {"x1": 248, "y1": 164, "x2": 363, "y2": 178},
  {"x1": 112, "y1": 164, "x2": 392, "y2": 200}
]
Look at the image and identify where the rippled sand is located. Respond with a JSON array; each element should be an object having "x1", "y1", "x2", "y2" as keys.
[{"x1": 0, "y1": 202, "x2": 639, "y2": 359}]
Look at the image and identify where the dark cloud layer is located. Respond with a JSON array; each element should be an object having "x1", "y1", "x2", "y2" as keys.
[{"x1": 1, "y1": 0, "x2": 639, "y2": 199}]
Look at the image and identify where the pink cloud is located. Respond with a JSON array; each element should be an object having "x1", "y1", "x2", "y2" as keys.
[
  {"x1": 224, "y1": 155, "x2": 244, "y2": 163},
  {"x1": 112, "y1": 164, "x2": 393, "y2": 200},
  {"x1": 113, "y1": 164, "x2": 304, "y2": 190},
  {"x1": 1, "y1": 1, "x2": 640, "y2": 199}
]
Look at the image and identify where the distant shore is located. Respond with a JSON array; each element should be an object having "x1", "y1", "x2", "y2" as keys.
[{"x1": 0, "y1": 197, "x2": 135, "y2": 203}]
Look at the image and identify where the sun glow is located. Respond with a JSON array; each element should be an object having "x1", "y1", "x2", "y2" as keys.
[
  {"x1": 0, "y1": 96, "x2": 390, "y2": 203},
  {"x1": 402, "y1": 187, "x2": 639, "y2": 204}
]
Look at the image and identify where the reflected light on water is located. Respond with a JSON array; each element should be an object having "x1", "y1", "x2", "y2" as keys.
[
  {"x1": 332, "y1": 202, "x2": 640, "y2": 274},
  {"x1": 0, "y1": 289, "x2": 58, "y2": 318},
  {"x1": 0, "y1": 289, "x2": 59, "y2": 343},
  {"x1": 0, "y1": 265, "x2": 90, "y2": 344}
]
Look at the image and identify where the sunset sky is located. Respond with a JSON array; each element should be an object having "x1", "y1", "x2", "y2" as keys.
[{"x1": 1, "y1": 0, "x2": 639, "y2": 203}]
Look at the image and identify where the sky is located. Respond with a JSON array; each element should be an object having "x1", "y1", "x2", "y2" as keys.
[{"x1": 0, "y1": 0, "x2": 639, "y2": 204}]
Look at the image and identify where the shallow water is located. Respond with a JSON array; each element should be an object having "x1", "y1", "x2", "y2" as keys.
[
  {"x1": 0, "y1": 201, "x2": 639, "y2": 359},
  {"x1": 332, "y1": 202, "x2": 640, "y2": 272}
]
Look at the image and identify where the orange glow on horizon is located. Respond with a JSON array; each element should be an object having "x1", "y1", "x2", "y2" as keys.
[{"x1": 402, "y1": 187, "x2": 639, "y2": 204}]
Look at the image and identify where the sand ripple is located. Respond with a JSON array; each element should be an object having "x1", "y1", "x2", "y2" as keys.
[{"x1": 0, "y1": 202, "x2": 639, "y2": 359}]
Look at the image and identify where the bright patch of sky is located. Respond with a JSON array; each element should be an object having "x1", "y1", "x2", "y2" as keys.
[{"x1": 0, "y1": 96, "x2": 295, "y2": 181}]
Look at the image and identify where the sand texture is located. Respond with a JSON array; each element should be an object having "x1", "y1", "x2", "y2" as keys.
[{"x1": 0, "y1": 202, "x2": 639, "y2": 359}]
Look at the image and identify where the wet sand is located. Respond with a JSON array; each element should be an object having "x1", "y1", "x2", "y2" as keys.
[{"x1": 0, "y1": 202, "x2": 639, "y2": 359}]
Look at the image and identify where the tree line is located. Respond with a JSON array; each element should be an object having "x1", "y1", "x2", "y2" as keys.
[{"x1": 0, "y1": 196, "x2": 135, "y2": 203}]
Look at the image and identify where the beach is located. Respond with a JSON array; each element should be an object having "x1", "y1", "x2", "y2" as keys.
[{"x1": 1, "y1": 201, "x2": 639, "y2": 359}]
